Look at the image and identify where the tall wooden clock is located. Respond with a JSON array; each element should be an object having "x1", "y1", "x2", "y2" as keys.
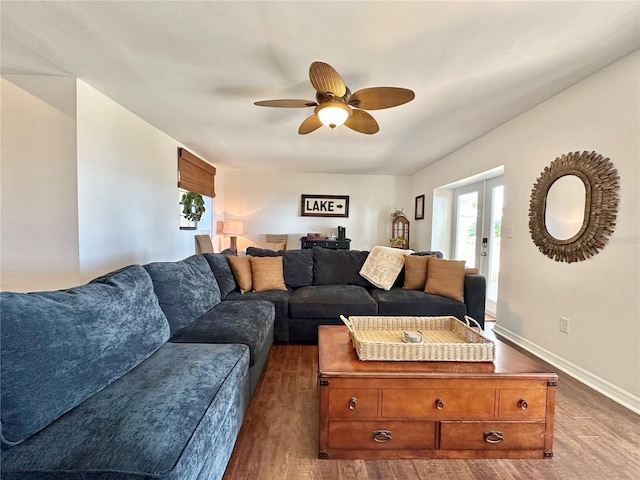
[{"x1": 391, "y1": 214, "x2": 410, "y2": 249}]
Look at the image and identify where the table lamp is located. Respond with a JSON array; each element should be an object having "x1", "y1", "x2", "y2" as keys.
[{"x1": 222, "y1": 220, "x2": 244, "y2": 253}]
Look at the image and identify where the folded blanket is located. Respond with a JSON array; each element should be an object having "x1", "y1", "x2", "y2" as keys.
[{"x1": 359, "y1": 246, "x2": 413, "y2": 290}]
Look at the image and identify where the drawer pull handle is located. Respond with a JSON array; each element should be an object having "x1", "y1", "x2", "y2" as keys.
[
  {"x1": 484, "y1": 431, "x2": 504, "y2": 444},
  {"x1": 435, "y1": 398, "x2": 445, "y2": 410},
  {"x1": 372, "y1": 430, "x2": 392, "y2": 443},
  {"x1": 349, "y1": 397, "x2": 357, "y2": 410},
  {"x1": 518, "y1": 398, "x2": 528, "y2": 410}
]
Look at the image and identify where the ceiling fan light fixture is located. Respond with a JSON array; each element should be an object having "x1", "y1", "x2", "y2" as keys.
[
  {"x1": 315, "y1": 102, "x2": 351, "y2": 129},
  {"x1": 255, "y1": 62, "x2": 414, "y2": 135}
]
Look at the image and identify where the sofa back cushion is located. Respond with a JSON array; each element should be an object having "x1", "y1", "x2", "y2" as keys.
[
  {"x1": 282, "y1": 249, "x2": 313, "y2": 288},
  {"x1": 313, "y1": 247, "x2": 370, "y2": 287},
  {"x1": 144, "y1": 255, "x2": 221, "y2": 335},
  {"x1": 203, "y1": 252, "x2": 237, "y2": 298},
  {"x1": 245, "y1": 246, "x2": 279, "y2": 257},
  {"x1": 0, "y1": 265, "x2": 169, "y2": 447}
]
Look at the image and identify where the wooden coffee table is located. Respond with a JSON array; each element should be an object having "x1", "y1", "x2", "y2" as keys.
[{"x1": 318, "y1": 325, "x2": 557, "y2": 459}]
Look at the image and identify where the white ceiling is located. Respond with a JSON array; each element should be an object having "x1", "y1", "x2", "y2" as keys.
[{"x1": 2, "y1": 1, "x2": 639, "y2": 175}]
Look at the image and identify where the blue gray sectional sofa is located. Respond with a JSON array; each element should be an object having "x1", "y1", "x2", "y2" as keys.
[
  {"x1": 1, "y1": 255, "x2": 274, "y2": 480},
  {"x1": 1, "y1": 246, "x2": 485, "y2": 479},
  {"x1": 213, "y1": 246, "x2": 486, "y2": 344}
]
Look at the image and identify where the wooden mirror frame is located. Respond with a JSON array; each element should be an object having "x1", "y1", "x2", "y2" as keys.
[{"x1": 528, "y1": 151, "x2": 619, "y2": 263}]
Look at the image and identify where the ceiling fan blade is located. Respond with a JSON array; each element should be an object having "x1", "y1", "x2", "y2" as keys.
[
  {"x1": 344, "y1": 109, "x2": 379, "y2": 135},
  {"x1": 298, "y1": 115, "x2": 323, "y2": 135},
  {"x1": 254, "y1": 99, "x2": 317, "y2": 108},
  {"x1": 348, "y1": 87, "x2": 415, "y2": 110},
  {"x1": 309, "y1": 62, "x2": 346, "y2": 97}
]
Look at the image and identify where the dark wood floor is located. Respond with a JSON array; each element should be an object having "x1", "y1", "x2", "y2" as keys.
[{"x1": 223, "y1": 324, "x2": 640, "y2": 479}]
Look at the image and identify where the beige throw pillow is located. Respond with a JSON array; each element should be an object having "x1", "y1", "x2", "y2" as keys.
[
  {"x1": 424, "y1": 257, "x2": 466, "y2": 302},
  {"x1": 227, "y1": 255, "x2": 253, "y2": 294},
  {"x1": 249, "y1": 256, "x2": 287, "y2": 292},
  {"x1": 403, "y1": 255, "x2": 430, "y2": 290}
]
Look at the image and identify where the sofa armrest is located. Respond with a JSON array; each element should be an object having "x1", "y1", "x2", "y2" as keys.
[{"x1": 464, "y1": 274, "x2": 486, "y2": 329}]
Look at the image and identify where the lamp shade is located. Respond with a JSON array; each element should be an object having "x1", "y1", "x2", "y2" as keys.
[
  {"x1": 316, "y1": 101, "x2": 351, "y2": 129},
  {"x1": 222, "y1": 220, "x2": 244, "y2": 235}
]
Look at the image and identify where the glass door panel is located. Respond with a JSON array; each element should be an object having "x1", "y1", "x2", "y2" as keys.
[
  {"x1": 453, "y1": 177, "x2": 503, "y2": 317},
  {"x1": 454, "y1": 189, "x2": 480, "y2": 269},
  {"x1": 484, "y1": 180, "x2": 503, "y2": 313}
]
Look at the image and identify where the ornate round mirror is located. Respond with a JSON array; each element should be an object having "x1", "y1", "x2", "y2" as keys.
[{"x1": 529, "y1": 151, "x2": 619, "y2": 263}]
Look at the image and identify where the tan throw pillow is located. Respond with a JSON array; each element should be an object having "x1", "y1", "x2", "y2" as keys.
[
  {"x1": 227, "y1": 255, "x2": 253, "y2": 294},
  {"x1": 249, "y1": 256, "x2": 287, "y2": 293},
  {"x1": 425, "y1": 258, "x2": 466, "y2": 302},
  {"x1": 403, "y1": 255, "x2": 430, "y2": 290}
]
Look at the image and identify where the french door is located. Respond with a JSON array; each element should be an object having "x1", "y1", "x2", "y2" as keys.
[{"x1": 452, "y1": 177, "x2": 503, "y2": 315}]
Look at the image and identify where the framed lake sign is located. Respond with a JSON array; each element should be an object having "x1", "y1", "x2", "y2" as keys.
[{"x1": 301, "y1": 194, "x2": 349, "y2": 218}]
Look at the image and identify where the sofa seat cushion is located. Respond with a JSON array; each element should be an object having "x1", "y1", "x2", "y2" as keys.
[
  {"x1": 0, "y1": 343, "x2": 249, "y2": 480},
  {"x1": 170, "y1": 300, "x2": 274, "y2": 368},
  {"x1": 144, "y1": 255, "x2": 221, "y2": 335},
  {"x1": 224, "y1": 289, "x2": 291, "y2": 318},
  {"x1": 371, "y1": 287, "x2": 467, "y2": 319},
  {"x1": 289, "y1": 317, "x2": 347, "y2": 344},
  {"x1": 0, "y1": 265, "x2": 169, "y2": 447},
  {"x1": 289, "y1": 285, "x2": 377, "y2": 319}
]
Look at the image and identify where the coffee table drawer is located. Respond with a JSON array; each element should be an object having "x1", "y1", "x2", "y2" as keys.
[
  {"x1": 440, "y1": 421, "x2": 546, "y2": 450},
  {"x1": 499, "y1": 389, "x2": 547, "y2": 419},
  {"x1": 328, "y1": 421, "x2": 436, "y2": 450},
  {"x1": 329, "y1": 388, "x2": 378, "y2": 418},
  {"x1": 383, "y1": 389, "x2": 495, "y2": 419}
]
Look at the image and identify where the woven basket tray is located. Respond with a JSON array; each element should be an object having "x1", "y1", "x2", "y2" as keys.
[{"x1": 340, "y1": 315, "x2": 495, "y2": 362}]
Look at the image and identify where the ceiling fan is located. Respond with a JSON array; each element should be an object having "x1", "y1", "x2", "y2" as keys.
[{"x1": 254, "y1": 61, "x2": 415, "y2": 135}]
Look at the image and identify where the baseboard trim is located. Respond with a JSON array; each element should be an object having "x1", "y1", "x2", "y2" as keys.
[{"x1": 492, "y1": 324, "x2": 640, "y2": 415}]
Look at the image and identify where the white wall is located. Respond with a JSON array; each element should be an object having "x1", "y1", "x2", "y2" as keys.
[
  {"x1": 0, "y1": 76, "x2": 80, "y2": 291},
  {"x1": 223, "y1": 172, "x2": 411, "y2": 252},
  {"x1": 76, "y1": 80, "x2": 217, "y2": 282},
  {"x1": 412, "y1": 51, "x2": 640, "y2": 412},
  {"x1": 1, "y1": 77, "x2": 222, "y2": 290}
]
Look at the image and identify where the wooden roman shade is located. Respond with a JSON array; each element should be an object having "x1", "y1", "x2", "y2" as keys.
[{"x1": 178, "y1": 148, "x2": 216, "y2": 198}]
